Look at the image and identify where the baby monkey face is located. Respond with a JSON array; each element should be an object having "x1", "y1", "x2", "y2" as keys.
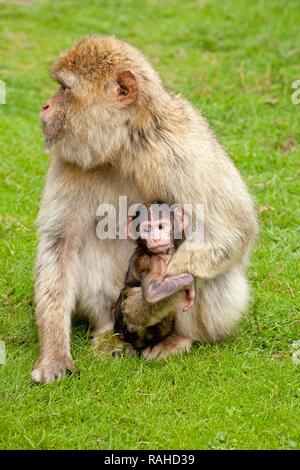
[{"x1": 139, "y1": 218, "x2": 173, "y2": 254}]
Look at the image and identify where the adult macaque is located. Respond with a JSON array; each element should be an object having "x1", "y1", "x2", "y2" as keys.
[
  {"x1": 113, "y1": 202, "x2": 195, "y2": 354},
  {"x1": 32, "y1": 35, "x2": 257, "y2": 383}
]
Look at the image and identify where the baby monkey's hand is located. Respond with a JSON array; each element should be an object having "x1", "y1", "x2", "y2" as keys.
[{"x1": 183, "y1": 274, "x2": 196, "y2": 311}]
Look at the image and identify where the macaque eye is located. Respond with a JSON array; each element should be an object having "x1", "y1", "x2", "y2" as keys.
[
  {"x1": 141, "y1": 226, "x2": 151, "y2": 235},
  {"x1": 59, "y1": 82, "x2": 70, "y2": 92},
  {"x1": 159, "y1": 223, "x2": 168, "y2": 230}
]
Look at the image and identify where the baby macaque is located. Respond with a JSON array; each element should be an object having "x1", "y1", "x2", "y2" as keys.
[{"x1": 113, "y1": 202, "x2": 195, "y2": 354}]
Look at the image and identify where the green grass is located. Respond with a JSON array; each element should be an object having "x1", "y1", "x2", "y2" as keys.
[{"x1": 0, "y1": 0, "x2": 299, "y2": 450}]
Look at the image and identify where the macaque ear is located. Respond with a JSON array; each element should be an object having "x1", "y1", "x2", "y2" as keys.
[
  {"x1": 175, "y1": 207, "x2": 189, "y2": 231},
  {"x1": 116, "y1": 70, "x2": 138, "y2": 107},
  {"x1": 127, "y1": 216, "x2": 137, "y2": 240}
]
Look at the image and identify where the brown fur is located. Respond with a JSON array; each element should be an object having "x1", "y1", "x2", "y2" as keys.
[
  {"x1": 32, "y1": 35, "x2": 258, "y2": 382},
  {"x1": 113, "y1": 243, "x2": 187, "y2": 353}
]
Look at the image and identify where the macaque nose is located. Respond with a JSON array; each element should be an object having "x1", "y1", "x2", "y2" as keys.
[
  {"x1": 151, "y1": 234, "x2": 160, "y2": 244},
  {"x1": 42, "y1": 102, "x2": 50, "y2": 111}
]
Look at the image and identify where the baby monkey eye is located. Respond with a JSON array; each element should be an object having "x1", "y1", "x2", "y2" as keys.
[{"x1": 159, "y1": 223, "x2": 168, "y2": 230}]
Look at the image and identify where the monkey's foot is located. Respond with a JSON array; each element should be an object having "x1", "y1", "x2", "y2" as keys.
[
  {"x1": 32, "y1": 355, "x2": 76, "y2": 384},
  {"x1": 112, "y1": 343, "x2": 137, "y2": 359},
  {"x1": 91, "y1": 332, "x2": 127, "y2": 357},
  {"x1": 142, "y1": 335, "x2": 193, "y2": 360}
]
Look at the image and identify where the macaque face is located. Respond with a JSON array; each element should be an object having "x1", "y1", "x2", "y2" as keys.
[
  {"x1": 40, "y1": 70, "x2": 97, "y2": 154},
  {"x1": 139, "y1": 217, "x2": 174, "y2": 254},
  {"x1": 128, "y1": 204, "x2": 188, "y2": 253},
  {"x1": 40, "y1": 84, "x2": 69, "y2": 150},
  {"x1": 39, "y1": 37, "x2": 139, "y2": 167}
]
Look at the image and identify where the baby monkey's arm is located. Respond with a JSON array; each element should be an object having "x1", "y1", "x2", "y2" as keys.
[{"x1": 142, "y1": 271, "x2": 195, "y2": 310}]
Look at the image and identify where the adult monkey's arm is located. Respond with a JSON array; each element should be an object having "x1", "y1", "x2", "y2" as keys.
[
  {"x1": 134, "y1": 139, "x2": 257, "y2": 280},
  {"x1": 127, "y1": 102, "x2": 258, "y2": 281}
]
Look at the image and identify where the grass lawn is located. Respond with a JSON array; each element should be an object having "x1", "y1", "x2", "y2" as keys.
[{"x1": 0, "y1": 0, "x2": 299, "y2": 450}]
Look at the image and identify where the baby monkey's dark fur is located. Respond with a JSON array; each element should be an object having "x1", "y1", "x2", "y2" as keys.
[{"x1": 113, "y1": 202, "x2": 195, "y2": 354}]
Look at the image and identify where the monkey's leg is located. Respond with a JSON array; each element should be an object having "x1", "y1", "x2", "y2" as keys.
[
  {"x1": 143, "y1": 334, "x2": 193, "y2": 360},
  {"x1": 90, "y1": 307, "x2": 136, "y2": 358},
  {"x1": 88, "y1": 295, "x2": 118, "y2": 354},
  {"x1": 32, "y1": 234, "x2": 80, "y2": 384},
  {"x1": 176, "y1": 264, "x2": 250, "y2": 342},
  {"x1": 121, "y1": 287, "x2": 174, "y2": 332},
  {"x1": 91, "y1": 331, "x2": 128, "y2": 356},
  {"x1": 90, "y1": 309, "x2": 114, "y2": 350},
  {"x1": 143, "y1": 266, "x2": 249, "y2": 357}
]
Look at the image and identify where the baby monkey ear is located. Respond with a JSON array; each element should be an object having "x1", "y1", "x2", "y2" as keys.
[
  {"x1": 116, "y1": 70, "x2": 138, "y2": 107},
  {"x1": 173, "y1": 206, "x2": 190, "y2": 240},
  {"x1": 174, "y1": 207, "x2": 189, "y2": 230},
  {"x1": 127, "y1": 216, "x2": 139, "y2": 241}
]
